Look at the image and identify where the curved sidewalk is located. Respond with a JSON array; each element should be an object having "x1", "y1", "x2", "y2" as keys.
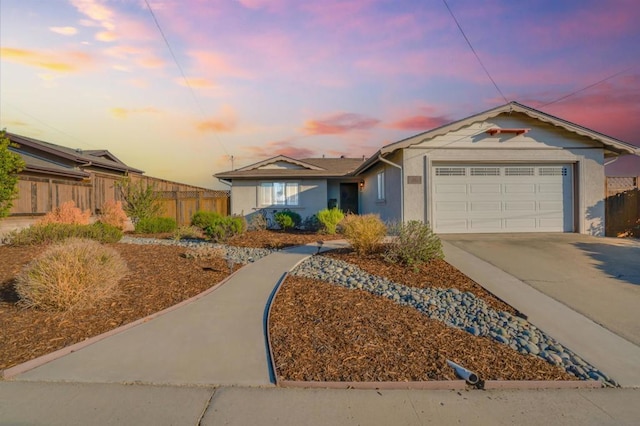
[{"x1": 11, "y1": 241, "x2": 347, "y2": 386}]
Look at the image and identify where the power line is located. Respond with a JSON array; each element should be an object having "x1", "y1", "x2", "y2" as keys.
[
  {"x1": 442, "y1": 0, "x2": 508, "y2": 104},
  {"x1": 143, "y1": 0, "x2": 230, "y2": 157},
  {"x1": 537, "y1": 66, "x2": 634, "y2": 108}
]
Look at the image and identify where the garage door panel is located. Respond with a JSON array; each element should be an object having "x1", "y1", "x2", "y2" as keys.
[
  {"x1": 436, "y1": 201, "x2": 467, "y2": 212},
  {"x1": 432, "y1": 164, "x2": 573, "y2": 233},
  {"x1": 469, "y1": 184, "x2": 502, "y2": 193},
  {"x1": 504, "y1": 201, "x2": 536, "y2": 211},
  {"x1": 470, "y1": 201, "x2": 501, "y2": 212},
  {"x1": 504, "y1": 184, "x2": 536, "y2": 193},
  {"x1": 435, "y1": 184, "x2": 467, "y2": 194}
]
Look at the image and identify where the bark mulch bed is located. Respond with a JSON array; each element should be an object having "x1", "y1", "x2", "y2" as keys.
[{"x1": 0, "y1": 243, "x2": 233, "y2": 371}]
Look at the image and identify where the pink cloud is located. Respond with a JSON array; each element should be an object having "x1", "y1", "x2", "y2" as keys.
[
  {"x1": 304, "y1": 112, "x2": 380, "y2": 135},
  {"x1": 522, "y1": 75, "x2": 640, "y2": 144},
  {"x1": 243, "y1": 139, "x2": 316, "y2": 159},
  {"x1": 50, "y1": 26, "x2": 78, "y2": 36},
  {"x1": 110, "y1": 107, "x2": 160, "y2": 119},
  {"x1": 387, "y1": 115, "x2": 451, "y2": 131}
]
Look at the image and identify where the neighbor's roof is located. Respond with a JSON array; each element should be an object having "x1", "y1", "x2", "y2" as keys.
[
  {"x1": 354, "y1": 101, "x2": 640, "y2": 174},
  {"x1": 215, "y1": 155, "x2": 366, "y2": 180},
  {"x1": 8, "y1": 132, "x2": 144, "y2": 175}
]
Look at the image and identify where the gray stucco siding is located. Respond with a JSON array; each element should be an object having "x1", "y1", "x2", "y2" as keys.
[
  {"x1": 229, "y1": 179, "x2": 328, "y2": 221},
  {"x1": 360, "y1": 152, "x2": 403, "y2": 223},
  {"x1": 400, "y1": 117, "x2": 606, "y2": 235}
]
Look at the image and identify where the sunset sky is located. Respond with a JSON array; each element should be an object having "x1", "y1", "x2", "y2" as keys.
[{"x1": 1, "y1": 0, "x2": 639, "y2": 188}]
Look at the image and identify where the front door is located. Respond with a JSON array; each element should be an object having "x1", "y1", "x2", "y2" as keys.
[{"x1": 340, "y1": 183, "x2": 359, "y2": 214}]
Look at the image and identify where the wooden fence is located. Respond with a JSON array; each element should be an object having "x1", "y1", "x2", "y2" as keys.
[
  {"x1": 605, "y1": 176, "x2": 639, "y2": 237},
  {"x1": 9, "y1": 173, "x2": 230, "y2": 226}
]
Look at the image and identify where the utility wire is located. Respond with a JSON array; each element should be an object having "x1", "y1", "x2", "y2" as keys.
[
  {"x1": 442, "y1": 0, "x2": 508, "y2": 104},
  {"x1": 537, "y1": 66, "x2": 634, "y2": 108},
  {"x1": 143, "y1": 0, "x2": 230, "y2": 157}
]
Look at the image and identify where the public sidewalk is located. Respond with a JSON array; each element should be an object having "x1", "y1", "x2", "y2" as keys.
[{"x1": 9, "y1": 241, "x2": 347, "y2": 386}]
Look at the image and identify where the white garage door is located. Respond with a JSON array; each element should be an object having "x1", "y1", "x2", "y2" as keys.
[{"x1": 432, "y1": 164, "x2": 573, "y2": 233}]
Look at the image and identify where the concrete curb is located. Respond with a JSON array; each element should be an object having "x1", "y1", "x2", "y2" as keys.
[{"x1": 1, "y1": 267, "x2": 242, "y2": 380}]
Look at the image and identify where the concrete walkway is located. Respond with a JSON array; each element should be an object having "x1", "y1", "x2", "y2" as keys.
[
  {"x1": 442, "y1": 238, "x2": 640, "y2": 388},
  {"x1": 11, "y1": 241, "x2": 347, "y2": 386}
]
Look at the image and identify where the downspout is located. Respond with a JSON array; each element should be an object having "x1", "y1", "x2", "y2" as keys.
[
  {"x1": 604, "y1": 157, "x2": 618, "y2": 166},
  {"x1": 378, "y1": 155, "x2": 404, "y2": 222}
]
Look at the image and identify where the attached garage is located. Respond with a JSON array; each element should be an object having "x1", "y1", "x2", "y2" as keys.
[
  {"x1": 432, "y1": 164, "x2": 573, "y2": 233},
  {"x1": 355, "y1": 102, "x2": 640, "y2": 236}
]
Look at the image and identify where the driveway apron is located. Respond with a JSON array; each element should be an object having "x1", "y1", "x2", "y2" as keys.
[
  {"x1": 13, "y1": 242, "x2": 346, "y2": 386},
  {"x1": 442, "y1": 234, "x2": 640, "y2": 388}
]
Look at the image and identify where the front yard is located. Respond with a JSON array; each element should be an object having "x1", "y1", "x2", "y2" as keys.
[{"x1": 0, "y1": 230, "x2": 584, "y2": 382}]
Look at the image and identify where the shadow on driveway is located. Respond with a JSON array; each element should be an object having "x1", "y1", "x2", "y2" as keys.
[{"x1": 572, "y1": 241, "x2": 640, "y2": 286}]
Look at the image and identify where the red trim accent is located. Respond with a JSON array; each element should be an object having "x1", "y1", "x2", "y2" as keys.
[{"x1": 486, "y1": 128, "x2": 529, "y2": 136}]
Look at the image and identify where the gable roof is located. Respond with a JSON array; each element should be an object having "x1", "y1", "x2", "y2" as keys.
[
  {"x1": 354, "y1": 101, "x2": 640, "y2": 174},
  {"x1": 215, "y1": 156, "x2": 365, "y2": 180},
  {"x1": 7, "y1": 132, "x2": 144, "y2": 175}
]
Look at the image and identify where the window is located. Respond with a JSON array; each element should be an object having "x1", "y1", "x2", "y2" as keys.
[
  {"x1": 377, "y1": 171, "x2": 385, "y2": 200},
  {"x1": 259, "y1": 182, "x2": 299, "y2": 206}
]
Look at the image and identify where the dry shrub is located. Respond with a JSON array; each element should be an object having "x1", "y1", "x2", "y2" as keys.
[
  {"x1": 385, "y1": 220, "x2": 443, "y2": 266},
  {"x1": 98, "y1": 200, "x2": 128, "y2": 230},
  {"x1": 38, "y1": 201, "x2": 90, "y2": 225},
  {"x1": 182, "y1": 245, "x2": 225, "y2": 260},
  {"x1": 15, "y1": 238, "x2": 128, "y2": 311},
  {"x1": 340, "y1": 214, "x2": 387, "y2": 255}
]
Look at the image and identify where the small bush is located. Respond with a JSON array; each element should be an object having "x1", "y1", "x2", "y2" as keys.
[
  {"x1": 6, "y1": 223, "x2": 123, "y2": 245},
  {"x1": 15, "y1": 238, "x2": 128, "y2": 311},
  {"x1": 191, "y1": 210, "x2": 222, "y2": 230},
  {"x1": 340, "y1": 214, "x2": 387, "y2": 255},
  {"x1": 38, "y1": 201, "x2": 91, "y2": 225},
  {"x1": 274, "y1": 210, "x2": 301, "y2": 230},
  {"x1": 172, "y1": 225, "x2": 202, "y2": 241},
  {"x1": 384, "y1": 220, "x2": 443, "y2": 266},
  {"x1": 317, "y1": 208, "x2": 345, "y2": 234},
  {"x1": 203, "y1": 215, "x2": 246, "y2": 242},
  {"x1": 98, "y1": 200, "x2": 128, "y2": 230},
  {"x1": 134, "y1": 217, "x2": 177, "y2": 234}
]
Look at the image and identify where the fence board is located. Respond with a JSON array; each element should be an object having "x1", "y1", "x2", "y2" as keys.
[{"x1": 605, "y1": 176, "x2": 639, "y2": 237}]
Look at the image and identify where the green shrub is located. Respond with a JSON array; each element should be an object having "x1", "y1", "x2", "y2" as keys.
[
  {"x1": 191, "y1": 210, "x2": 222, "y2": 230},
  {"x1": 134, "y1": 217, "x2": 177, "y2": 234},
  {"x1": 15, "y1": 238, "x2": 128, "y2": 311},
  {"x1": 5, "y1": 222, "x2": 123, "y2": 245},
  {"x1": 384, "y1": 220, "x2": 443, "y2": 266},
  {"x1": 340, "y1": 214, "x2": 387, "y2": 255},
  {"x1": 274, "y1": 210, "x2": 301, "y2": 230},
  {"x1": 203, "y1": 215, "x2": 246, "y2": 242},
  {"x1": 317, "y1": 208, "x2": 345, "y2": 234}
]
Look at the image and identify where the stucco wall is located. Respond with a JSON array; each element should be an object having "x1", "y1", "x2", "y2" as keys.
[
  {"x1": 360, "y1": 151, "x2": 403, "y2": 223},
  {"x1": 230, "y1": 179, "x2": 328, "y2": 223},
  {"x1": 399, "y1": 114, "x2": 606, "y2": 235}
]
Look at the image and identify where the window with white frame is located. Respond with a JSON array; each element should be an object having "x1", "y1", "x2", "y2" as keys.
[
  {"x1": 377, "y1": 170, "x2": 385, "y2": 200},
  {"x1": 259, "y1": 182, "x2": 299, "y2": 206}
]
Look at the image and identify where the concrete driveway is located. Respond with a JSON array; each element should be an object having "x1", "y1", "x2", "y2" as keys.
[{"x1": 441, "y1": 233, "x2": 640, "y2": 347}]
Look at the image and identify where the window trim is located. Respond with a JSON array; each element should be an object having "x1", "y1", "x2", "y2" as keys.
[
  {"x1": 376, "y1": 170, "x2": 385, "y2": 201},
  {"x1": 258, "y1": 181, "x2": 300, "y2": 207}
]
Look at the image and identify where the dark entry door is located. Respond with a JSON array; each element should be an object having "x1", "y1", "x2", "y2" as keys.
[{"x1": 340, "y1": 183, "x2": 359, "y2": 214}]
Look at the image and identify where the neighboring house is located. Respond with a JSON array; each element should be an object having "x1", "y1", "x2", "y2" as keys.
[
  {"x1": 3, "y1": 133, "x2": 228, "y2": 232},
  {"x1": 215, "y1": 156, "x2": 365, "y2": 223},
  {"x1": 216, "y1": 102, "x2": 639, "y2": 236}
]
